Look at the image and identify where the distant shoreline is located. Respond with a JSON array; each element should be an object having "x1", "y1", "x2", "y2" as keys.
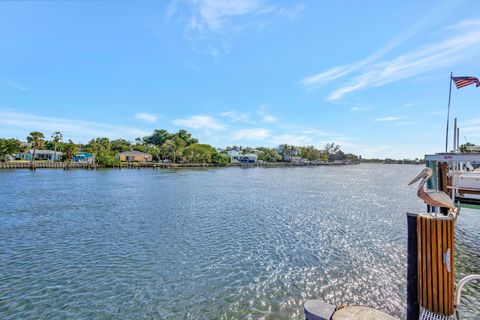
[{"x1": 0, "y1": 160, "x2": 425, "y2": 170}]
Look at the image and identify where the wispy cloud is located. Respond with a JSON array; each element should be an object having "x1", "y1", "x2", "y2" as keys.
[
  {"x1": 428, "y1": 110, "x2": 444, "y2": 116},
  {"x1": 0, "y1": 111, "x2": 149, "y2": 141},
  {"x1": 167, "y1": 0, "x2": 302, "y2": 56},
  {"x1": 262, "y1": 114, "x2": 276, "y2": 123},
  {"x1": 257, "y1": 104, "x2": 276, "y2": 123},
  {"x1": 190, "y1": 0, "x2": 269, "y2": 32},
  {"x1": 462, "y1": 126, "x2": 480, "y2": 137},
  {"x1": 373, "y1": 116, "x2": 406, "y2": 122},
  {"x1": 3, "y1": 80, "x2": 28, "y2": 91},
  {"x1": 167, "y1": 0, "x2": 279, "y2": 33},
  {"x1": 463, "y1": 117, "x2": 480, "y2": 126},
  {"x1": 233, "y1": 128, "x2": 269, "y2": 140},
  {"x1": 134, "y1": 112, "x2": 157, "y2": 123},
  {"x1": 462, "y1": 118, "x2": 480, "y2": 137},
  {"x1": 301, "y1": 11, "x2": 433, "y2": 89},
  {"x1": 303, "y1": 18, "x2": 480, "y2": 101},
  {"x1": 173, "y1": 115, "x2": 225, "y2": 130},
  {"x1": 221, "y1": 106, "x2": 277, "y2": 124},
  {"x1": 269, "y1": 126, "x2": 335, "y2": 146},
  {"x1": 350, "y1": 106, "x2": 371, "y2": 112},
  {"x1": 220, "y1": 111, "x2": 252, "y2": 123},
  {"x1": 271, "y1": 133, "x2": 312, "y2": 146}
]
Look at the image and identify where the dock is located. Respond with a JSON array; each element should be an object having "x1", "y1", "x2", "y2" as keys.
[
  {"x1": 304, "y1": 152, "x2": 480, "y2": 320},
  {"x1": 0, "y1": 161, "x2": 358, "y2": 170}
]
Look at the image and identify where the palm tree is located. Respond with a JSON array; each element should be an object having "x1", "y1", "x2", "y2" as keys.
[
  {"x1": 51, "y1": 131, "x2": 63, "y2": 162},
  {"x1": 64, "y1": 140, "x2": 79, "y2": 162},
  {"x1": 27, "y1": 131, "x2": 45, "y2": 166},
  {"x1": 279, "y1": 144, "x2": 289, "y2": 161}
]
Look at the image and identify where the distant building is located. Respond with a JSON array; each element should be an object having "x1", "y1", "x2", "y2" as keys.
[
  {"x1": 466, "y1": 145, "x2": 480, "y2": 152},
  {"x1": 239, "y1": 153, "x2": 258, "y2": 164},
  {"x1": 227, "y1": 150, "x2": 241, "y2": 162},
  {"x1": 73, "y1": 152, "x2": 94, "y2": 163},
  {"x1": 276, "y1": 145, "x2": 300, "y2": 162},
  {"x1": 289, "y1": 156, "x2": 302, "y2": 164},
  {"x1": 226, "y1": 150, "x2": 257, "y2": 163},
  {"x1": 119, "y1": 151, "x2": 152, "y2": 162},
  {"x1": 17, "y1": 150, "x2": 63, "y2": 161}
]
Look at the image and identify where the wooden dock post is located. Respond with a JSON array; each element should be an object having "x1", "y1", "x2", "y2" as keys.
[
  {"x1": 406, "y1": 212, "x2": 419, "y2": 320},
  {"x1": 410, "y1": 213, "x2": 455, "y2": 317}
]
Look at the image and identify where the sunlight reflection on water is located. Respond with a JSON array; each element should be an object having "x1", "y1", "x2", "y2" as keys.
[{"x1": 0, "y1": 164, "x2": 478, "y2": 319}]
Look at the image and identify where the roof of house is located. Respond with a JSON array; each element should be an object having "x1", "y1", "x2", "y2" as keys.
[
  {"x1": 75, "y1": 152, "x2": 93, "y2": 157},
  {"x1": 227, "y1": 150, "x2": 241, "y2": 156},
  {"x1": 241, "y1": 153, "x2": 258, "y2": 158},
  {"x1": 26, "y1": 149, "x2": 64, "y2": 155},
  {"x1": 119, "y1": 151, "x2": 151, "y2": 156}
]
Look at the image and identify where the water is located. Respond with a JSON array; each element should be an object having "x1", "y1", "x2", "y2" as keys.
[{"x1": 0, "y1": 164, "x2": 478, "y2": 319}]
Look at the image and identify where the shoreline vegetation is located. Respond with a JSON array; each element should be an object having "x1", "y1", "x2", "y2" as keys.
[{"x1": 0, "y1": 129, "x2": 424, "y2": 169}]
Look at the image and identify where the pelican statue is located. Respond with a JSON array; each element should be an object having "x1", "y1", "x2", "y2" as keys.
[{"x1": 409, "y1": 167, "x2": 457, "y2": 218}]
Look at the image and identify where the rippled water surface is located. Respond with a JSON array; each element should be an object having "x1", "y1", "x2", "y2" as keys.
[{"x1": 0, "y1": 164, "x2": 479, "y2": 319}]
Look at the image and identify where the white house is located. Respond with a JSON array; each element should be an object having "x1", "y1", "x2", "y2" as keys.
[{"x1": 227, "y1": 150, "x2": 257, "y2": 164}]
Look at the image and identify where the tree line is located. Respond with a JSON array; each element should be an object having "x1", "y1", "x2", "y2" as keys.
[
  {"x1": 0, "y1": 129, "x2": 362, "y2": 166},
  {"x1": 225, "y1": 142, "x2": 360, "y2": 163},
  {"x1": 0, "y1": 129, "x2": 230, "y2": 166}
]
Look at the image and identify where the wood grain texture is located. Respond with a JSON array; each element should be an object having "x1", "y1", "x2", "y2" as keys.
[{"x1": 417, "y1": 215, "x2": 455, "y2": 316}]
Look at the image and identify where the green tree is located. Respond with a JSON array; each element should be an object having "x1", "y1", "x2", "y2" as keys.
[
  {"x1": 225, "y1": 145, "x2": 239, "y2": 151},
  {"x1": 324, "y1": 142, "x2": 341, "y2": 162},
  {"x1": 63, "y1": 140, "x2": 79, "y2": 162},
  {"x1": 84, "y1": 137, "x2": 111, "y2": 164},
  {"x1": 174, "y1": 129, "x2": 198, "y2": 146},
  {"x1": 278, "y1": 144, "x2": 298, "y2": 161},
  {"x1": 183, "y1": 144, "x2": 215, "y2": 163},
  {"x1": 299, "y1": 146, "x2": 320, "y2": 161},
  {"x1": 161, "y1": 137, "x2": 186, "y2": 163},
  {"x1": 212, "y1": 151, "x2": 230, "y2": 166},
  {"x1": 332, "y1": 150, "x2": 345, "y2": 161},
  {"x1": 111, "y1": 139, "x2": 132, "y2": 152},
  {"x1": 345, "y1": 153, "x2": 359, "y2": 162},
  {"x1": 324, "y1": 142, "x2": 340, "y2": 155},
  {"x1": 144, "y1": 129, "x2": 171, "y2": 146},
  {"x1": 27, "y1": 131, "x2": 45, "y2": 164},
  {"x1": 95, "y1": 150, "x2": 120, "y2": 166},
  {"x1": 0, "y1": 138, "x2": 21, "y2": 161},
  {"x1": 257, "y1": 147, "x2": 282, "y2": 162},
  {"x1": 51, "y1": 131, "x2": 63, "y2": 161}
]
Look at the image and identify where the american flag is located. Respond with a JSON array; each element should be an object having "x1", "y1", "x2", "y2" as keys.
[{"x1": 452, "y1": 76, "x2": 480, "y2": 89}]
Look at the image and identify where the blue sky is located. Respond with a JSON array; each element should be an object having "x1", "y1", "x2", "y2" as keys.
[{"x1": 1, "y1": 0, "x2": 480, "y2": 158}]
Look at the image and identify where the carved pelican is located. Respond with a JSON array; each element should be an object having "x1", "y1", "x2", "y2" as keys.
[{"x1": 409, "y1": 167, "x2": 457, "y2": 217}]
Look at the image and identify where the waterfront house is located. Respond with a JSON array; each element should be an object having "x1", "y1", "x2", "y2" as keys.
[
  {"x1": 227, "y1": 150, "x2": 258, "y2": 164},
  {"x1": 17, "y1": 150, "x2": 63, "y2": 161},
  {"x1": 291, "y1": 156, "x2": 303, "y2": 164},
  {"x1": 239, "y1": 153, "x2": 258, "y2": 164},
  {"x1": 276, "y1": 145, "x2": 300, "y2": 162},
  {"x1": 73, "y1": 152, "x2": 94, "y2": 163},
  {"x1": 227, "y1": 150, "x2": 241, "y2": 162},
  {"x1": 119, "y1": 151, "x2": 152, "y2": 162}
]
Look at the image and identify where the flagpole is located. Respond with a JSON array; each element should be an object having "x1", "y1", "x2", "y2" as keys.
[{"x1": 445, "y1": 72, "x2": 453, "y2": 152}]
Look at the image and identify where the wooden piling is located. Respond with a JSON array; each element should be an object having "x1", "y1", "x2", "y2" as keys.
[
  {"x1": 406, "y1": 212, "x2": 419, "y2": 320},
  {"x1": 416, "y1": 214, "x2": 455, "y2": 316}
]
